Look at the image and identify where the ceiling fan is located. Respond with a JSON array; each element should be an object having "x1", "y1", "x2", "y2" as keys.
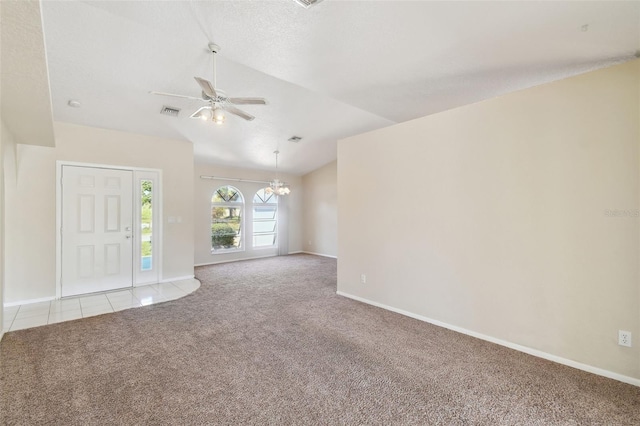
[{"x1": 150, "y1": 43, "x2": 267, "y2": 123}]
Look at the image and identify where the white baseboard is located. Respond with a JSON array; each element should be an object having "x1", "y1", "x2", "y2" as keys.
[
  {"x1": 194, "y1": 254, "x2": 277, "y2": 267},
  {"x1": 0, "y1": 330, "x2": 4, "y2": 342},
  {"x1": 302, "y1": 251, "x2": 337, "y2": 259},
  {"x1": 336, "y1": 290, "x2": 640, "y2": 388},
  {"x1": 160, "y1": 275, "x2": 195, "y2": 283},
  {"x1": 4, "y1": 296, "x2": 56, "y2": 308}
]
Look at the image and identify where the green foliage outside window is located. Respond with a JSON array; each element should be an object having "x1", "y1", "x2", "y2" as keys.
[{"x1": 211, "y1": 223, "x2": 237, "y2": 247}]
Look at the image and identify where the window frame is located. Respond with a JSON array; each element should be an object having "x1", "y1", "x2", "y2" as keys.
[
  {"x1": 252, "y1": 188, "x2": 278, "y2": 249},
  {"x1": 211, "y1": 185, "x2": 245, "y2": 254}
]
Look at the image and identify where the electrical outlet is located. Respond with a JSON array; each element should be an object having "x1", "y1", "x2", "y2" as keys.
[
  {"x1": 360, "y1": 274, "x2": 366, "y2": 284},
  {"x1": 619, "y1": 330, "x2": 632, "y2": 347}
]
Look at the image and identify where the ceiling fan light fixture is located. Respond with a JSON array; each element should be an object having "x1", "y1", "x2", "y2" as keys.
[
  {"x1": 199, "y1": 108, "x2": 213, "y2": 121},
  {"x1": 212, "y1": 107, "x2": 225, "y2": 124}
]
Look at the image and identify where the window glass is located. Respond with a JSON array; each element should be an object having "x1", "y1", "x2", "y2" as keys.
[
  {"x1": 141, "y1": 180, "x2": 153, "y2": 271},
  {"x1": 253, "y1": 188, "x2": 277, "y2": 248},
  {"x1": 211, "y1": 186, "x2": 243, "y2": 252}
]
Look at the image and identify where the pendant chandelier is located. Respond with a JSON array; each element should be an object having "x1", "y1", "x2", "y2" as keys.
[{"x1": 265, "y1": 150, "x2": 291, "y2": 196}]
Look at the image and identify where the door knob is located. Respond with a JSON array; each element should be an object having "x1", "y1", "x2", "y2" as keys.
[{"x1": 126, "y1": 235, "x2": 132, "y2": 239}]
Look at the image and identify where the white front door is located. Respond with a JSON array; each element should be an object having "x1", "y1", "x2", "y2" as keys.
[{"x1": 61, "y1": 166, "x2": 133, "y2": 297}]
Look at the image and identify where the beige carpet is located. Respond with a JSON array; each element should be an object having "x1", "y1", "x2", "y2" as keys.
[{"x1": 1, "y1": 254, "x2": 639, "y2": 424}]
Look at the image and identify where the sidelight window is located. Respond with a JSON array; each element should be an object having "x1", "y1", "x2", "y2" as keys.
[{"x1": 140, "y1": 179, "x2": 153, "y2": 270}]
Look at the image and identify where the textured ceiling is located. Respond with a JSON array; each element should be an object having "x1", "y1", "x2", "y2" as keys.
[
  {"x1": 1, "y1": 0, "x2": 55, "y2": 147},
  {"x1": 40, "y1": 0, "x2": 639, "y2": 175}
]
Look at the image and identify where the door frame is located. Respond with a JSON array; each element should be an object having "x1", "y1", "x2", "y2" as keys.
[{"x1": 55, "y1": 161, "x2": 163, "y2": 299}]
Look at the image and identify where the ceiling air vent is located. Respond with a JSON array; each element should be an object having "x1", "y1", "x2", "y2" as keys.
[
  {"x1": 160, "y1": 106, "x2": 181, "y2": 117},
  {"x1": 294, "y1": 0, "x2": 323, "y2": 9},
  {"x1": 288, "y1": 136, "x2": 303, "y2": 143}
]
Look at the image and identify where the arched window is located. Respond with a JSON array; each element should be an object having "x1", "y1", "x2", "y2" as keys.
[
  {"x1": 253, "y1": 188, "x2": 278, "y2": 248},
  {"x1": 211, "y1": 186, "x2": 243, "y2": 252}
]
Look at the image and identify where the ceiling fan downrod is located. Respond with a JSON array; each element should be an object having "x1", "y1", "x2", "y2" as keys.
[{"x1": 208, "y1": 43, "x2": 220, "y2": 90}]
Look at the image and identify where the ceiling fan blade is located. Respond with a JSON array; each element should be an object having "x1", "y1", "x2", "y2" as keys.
[
  {"x1": 190, "y1": 106, "x2": 211, "y2": 119},
  {"x1": 224, "y1": 105, "x2": 255, "y2": 121},
  {"x1": 194, "y1": 77, "x2": 217, "y2": 99},
  {"x1": 149, "y1": 91, "x2": 204, "y2": 101},
  {"x1": 228, "y1": 97, "x2": 268, "y2": 105}
]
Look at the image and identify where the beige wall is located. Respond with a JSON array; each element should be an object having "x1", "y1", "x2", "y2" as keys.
[
  {"x1": 301, "y1": 160, "x2": 337, "y2": 257},
  {"x1": 194, "y1": 163, "x2": 303, "y2": 265},
  {"x1": 4, "y1": 122, "x2": 194, "y2": 303},
  {"x1": 338, "y1": 60, "x2": 640, "y2": 379}
]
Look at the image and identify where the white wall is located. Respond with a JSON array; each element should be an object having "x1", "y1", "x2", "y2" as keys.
[
  {"x1": 301, "y1": 160, "x2": 337, "y2": 257},
  {"x1": 1, "y1": 121, "x2": 18, "y2": 321},
  {"x1": 4, "y1": 122, "x2": 194, "y2": 303},
  {"x1": 194, "y1": 162, "x2": 302, "y2": 265},
  {"x1": 338, "y1": 60, "x2": 640, "y2": 380},
  {"x1": 0, "y1": 126, "x2": 3, "y2": 337},
  {"x1": 0, "y1": 121, "x2": 14, "y2": 334}
]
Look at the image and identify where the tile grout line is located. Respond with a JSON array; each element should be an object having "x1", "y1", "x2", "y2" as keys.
[
  {"x1": 104, "y1": 294, "x2": 115, "y2": 315},
  {"x1": 131, "y1": 287, "x2": 164, "y2": 305},
  {"x1": 14, "y1": 304, "x2": 23, "y2": 327},
  {"x1": 130, "y1": 289, "x2": 145, "y2": 305},
  {"x1": 7, "y1": 309, "x2": 17, "y2": 331},
  {"x1": 170, "y1": 282, "x2": 189, "y2": 295},
  {"x1": 10, "y1": 303, "x2": 50, "y2": 331}
]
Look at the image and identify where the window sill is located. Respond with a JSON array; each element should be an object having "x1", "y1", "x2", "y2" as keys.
[
  {"x1": 211, "y1": 248, "x2": 245, "y2": 255},
  {"x1": 252, "y1": 246, "x2": 278, "y2": 251}
]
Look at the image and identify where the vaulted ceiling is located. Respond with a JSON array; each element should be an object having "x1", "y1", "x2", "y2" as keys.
[
  {"x1": 39, "y1": 0, "x2": 639, "y2": 175},
  {"x1": 1, "y1": 0, "x2": 55, "y2": 147}
]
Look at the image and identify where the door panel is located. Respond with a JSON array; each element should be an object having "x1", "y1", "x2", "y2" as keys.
[{"x1": 62, "y1": 166, "x2": 133, "y2": 297}]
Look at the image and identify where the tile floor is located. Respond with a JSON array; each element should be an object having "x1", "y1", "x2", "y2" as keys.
[{"x1": 2, "y1": 279, "x2": 200, "y2": 333}]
